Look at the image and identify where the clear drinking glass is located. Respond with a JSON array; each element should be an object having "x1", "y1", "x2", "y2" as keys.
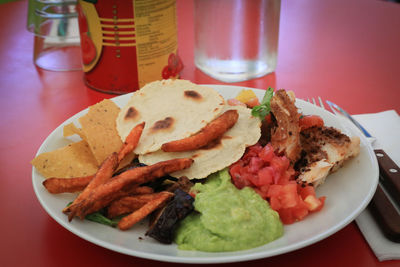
[
  {"x1": 27, "y1": 0, "x2": 81, "y2": 71},
  {"x1": 194, "y1": 0, "x2": 281, "y2": 83}
]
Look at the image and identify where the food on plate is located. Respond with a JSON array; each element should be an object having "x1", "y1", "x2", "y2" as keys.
[
  {"x1": 161, "y1": 109, "x2": 239, "y2": 152},
  {"x1": 118, "y1": 122, "x2": 145, "y2": 162},
  {"x1": 64, "y1": 152, "x2": 119, "y2": 216},
  {"x1": 250, "y1": 87, "x2": 274, "y2": 120},
  {"x1": 43, "y1": 122, "x2": 145, "y2": 195},
  {"x1": 118, "y1": 191, "x2": 174, "y2": 230},
  {"x1": 229, "y1": 143, "x2": 325, "y2": 224},
  {"x1": 296, "y1": 126, "x2": 360, "y2": 187},
  {"x1": 174, "y1": 169, "x2": 283, "y2": 252},
  {"x1": 79, "y1": 99, "x2": 135, "y2": 167},
  {"x1": 31, "y1": 140, "x2": 98, "y2": 178},
  {"x1": 139, "y1": 104, "x2": 261, "y2": 179},
  {"x1": 299, "y1": 115, "x2": 324, "y2": 131},
  {"x1": 228, "y1": 89, "x2": 358, "y2": 224},
  {"x1": 31, "y1": 99, "x2": 135, "y2": 179},
  {"x1": 116, "y1": 79, "x2": 225, "y2": 154},
  {"x1": 146, "y1": 188, "x2": 195, "y2": 244},
  {"x1": 234, "y1": 89, "x2": 260, "y2": 107},
  {"x1": 43, "y1": 174, "x2": 94, "y2": 194},
  {"x1": 107, "y1": 192, "x2": 159, "y2": 219},
  {"x1": 32, "y1": 79, "x2": 361, "y2": 253},
  {"x1": 67, "y1": 158, "x2": 193, "y2": 220},
  {"x1": 63, "y1": 122, "x2": 87, "y2": 140},
  {"x1": 65, "y1": 122, "x2": 145, "y2": 217},
  {"x1": 270, "y1": 89, "x2": 302, "y2": 163}
]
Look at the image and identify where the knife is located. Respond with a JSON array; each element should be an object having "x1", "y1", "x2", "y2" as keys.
[
  {"x1": 326, "y1": 101, "x2": 400, "y2": 242},
  {"x1": 370, "y1": 149, "x2": 400, "y2": 243}
]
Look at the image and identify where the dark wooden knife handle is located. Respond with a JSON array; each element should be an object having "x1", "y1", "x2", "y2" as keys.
[
  {"x1": 368, "y1": 184, "x2": 400, "y2": 243},
  {"x1": 374, "y1": 149, "x2": 400, "y2": 206}
]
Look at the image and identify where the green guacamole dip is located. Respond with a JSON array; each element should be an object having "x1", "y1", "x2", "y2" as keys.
[{"x1": 174, "y1": 169, "x2": 283, "y2": 252}]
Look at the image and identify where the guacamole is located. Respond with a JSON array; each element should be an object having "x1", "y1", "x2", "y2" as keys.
[{"x1": 174, "y1": 169, "x2": 283, "y2": 252}]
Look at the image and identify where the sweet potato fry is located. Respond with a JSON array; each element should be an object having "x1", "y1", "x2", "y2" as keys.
[
  {"x1": 65, "y1": 152, "x2": 119, "y2": 217},
  {"x1": 47, "y1": 161, "x2": 145, "y2": 196},
  {"x1": 80, "y1": 185, "x2": 154, "y2": 216},
  {"x1": 59, "y1": 124, "x2": 143, "y2": 210},
  {"x1": 72, "y1": 158, "x2": 193, "y2": 220},
  {"x1": 118, "y1": 191, "x2": 174, "y2": 230},
  {"x1": 161, "y1": 110, "x2": 238, "y2": 152},
  {"x1": 50, "y1": 123, "x2": 143, "y2": 196},
  {"x1": 107, "y1": 193, "x2": 161, "y2": 218},
  {"x1": 126, "y1": 185, "x2": 154, "y2": 195},
  {"x1": 118, "y1": 122, "x2": 145, "y2": 162},
  {"x1": 43, "y1": 175, "x2": 93, "y2": 194}
]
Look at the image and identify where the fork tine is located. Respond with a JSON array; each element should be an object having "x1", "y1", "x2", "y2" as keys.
[
  {"x1": 312, "y1": 98, "x2": 317, "y2": 105},
  {"x1": 325, "y1": 101, "x2": 339, "y2": 115},
  {"x1": 307, "y1": 97, "x2": 333, "y2": 113},
  {"x1": 307, "y1": 97, "x2": 321, "y2": 108},
  {"x1": 318, "y1": 97, "x2": 326, "y2": 110}
]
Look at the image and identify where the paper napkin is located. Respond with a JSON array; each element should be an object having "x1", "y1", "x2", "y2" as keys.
[{"x1": 353, "y1": 110, "x2": 400, "y2": 261}]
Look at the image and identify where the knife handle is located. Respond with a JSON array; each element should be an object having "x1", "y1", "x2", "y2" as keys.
[
  {"x1": 374, "y1": 149, "x2": 400, "y2": 206},
  {"x1": 368, "y1": 183, "x2": 400, "y2": 243}
]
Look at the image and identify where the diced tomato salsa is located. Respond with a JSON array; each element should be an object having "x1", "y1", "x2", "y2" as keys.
[
  {"x1": 299, "y1": 115, "x2": 324, "y2": 131},
  {"x1": 229, "y1": 143, "x2": 325, "y2": 224}
]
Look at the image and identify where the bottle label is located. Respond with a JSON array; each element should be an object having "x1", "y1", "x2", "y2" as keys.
[{"x1": 77, "y1": 0, "x2": 181, "y2": 94}]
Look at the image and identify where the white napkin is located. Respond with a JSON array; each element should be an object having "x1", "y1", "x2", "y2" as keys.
[{"x1": 352, "y1": 110, "x2": 400, "y2": 261}]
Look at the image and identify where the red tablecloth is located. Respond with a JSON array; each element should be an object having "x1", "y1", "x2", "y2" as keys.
[{"x1": 1, "y1": 0, "x2": 399, "y2": 266}]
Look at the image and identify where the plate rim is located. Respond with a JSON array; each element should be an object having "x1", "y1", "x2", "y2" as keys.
[{"x1": 32, "y1": 84, "x2": 379, "y2": 264}]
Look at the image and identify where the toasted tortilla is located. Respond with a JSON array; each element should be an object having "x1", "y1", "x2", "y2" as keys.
[
  {"x1": 32, "y1": 99, "x2": 134, "y2": 180},
  {"x1": 116, "y1": 79, "x2": 225, "y2": 155},
  {"x1": 139, "y1": 105, "x2": 261, "y2": 179},
  {"x1": 63, "y1": 122, "x2": 87, "y2": 141},
  {"x1": 79, "y1": 99, "x2": 134, "y2": 166},
  {"x1": 31, "y1": 140, "x2": 98, "y2": 178}
]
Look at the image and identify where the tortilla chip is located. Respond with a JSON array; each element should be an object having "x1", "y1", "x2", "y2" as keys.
[
  {"x1": 79, "y1": 99, "x2": 130, "y2": 165},
  {"x1": 63, "y1": 122, "x2": 87, "y2": 141},
  {"x1": 31, "y1": 140, "x2": 98, "y2": 178},
  {"x1": 32, "y1": 99, "x2": 134, "y2": 179}
]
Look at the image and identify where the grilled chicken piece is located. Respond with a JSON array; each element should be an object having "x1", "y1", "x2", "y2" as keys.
[
  {"x1": 297, "y1": 126, "x2": 360, "y2": 187},
  {"x1": 270, "y1": 90, "x2": 302, "y2": 163}
]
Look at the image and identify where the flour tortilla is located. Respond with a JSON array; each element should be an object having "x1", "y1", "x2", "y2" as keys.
[
  {"x1": 139, "y1": 105, "x2": 261, "y2": 179},
  {"x1": 116, "y1": 79, "x2": 225, "y2": 155}
]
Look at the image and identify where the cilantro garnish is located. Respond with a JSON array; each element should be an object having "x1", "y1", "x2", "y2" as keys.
[{"x1": 251, "y1": 87, "x2": 274, "y2": 120}]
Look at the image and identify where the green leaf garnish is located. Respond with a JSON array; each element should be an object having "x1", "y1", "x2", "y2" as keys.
[
  {"x1": 85, "y1": 212, "x2": 121, "y2": 227},
  {"x1": 66, "y1": 202, "x2": 121, "y2": 227},
  {"x1": 251, "y1": 87, "x2": 274, "y2": 120}
]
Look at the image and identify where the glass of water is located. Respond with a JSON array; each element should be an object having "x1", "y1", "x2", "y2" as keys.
[
  {"x1": 194, "y1": 0, "x2": 281, "y2": 83},
  {"x1": 27, "y1": 0, "x2": 81, "y2": 71}
]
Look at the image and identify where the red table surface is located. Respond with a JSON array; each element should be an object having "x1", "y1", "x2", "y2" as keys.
[{"x1": 1, "y1": 0, "x2": 399, "y2": 266}]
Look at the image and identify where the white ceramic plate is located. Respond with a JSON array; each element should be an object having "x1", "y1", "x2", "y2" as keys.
[{"x1": 32, "y1": 85, "x2": 379, "y2": 264}]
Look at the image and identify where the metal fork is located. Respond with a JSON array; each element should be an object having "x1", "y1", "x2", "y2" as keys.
[
  {"x1": 308, "y1": 97, "x2": 376, "y2": 142},
  {"x1": 307, "y1": 97, "x2": 400, "y2": 242},
  {"x1": 326, "y1": 100, "x2": 376, "y2": 143},
  {"x1": 307, "y1": 97, "x2": 326, "y2": 110}
]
